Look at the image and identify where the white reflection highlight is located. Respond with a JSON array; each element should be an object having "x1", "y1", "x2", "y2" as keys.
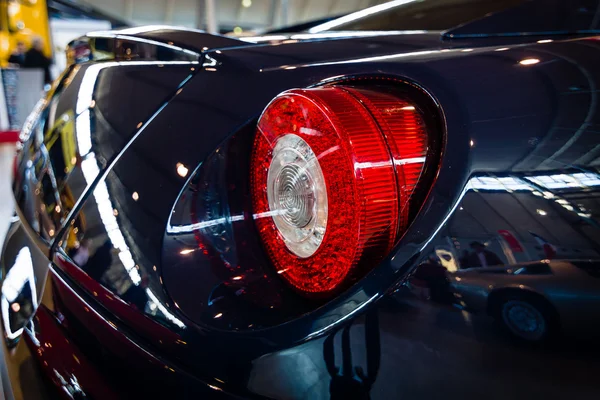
[
  {"x1": 290, "y1": 30, "x2": 426, "y2": 40},
  {"x1": 317, "y1": 145, "x2": 341, "y2": 161},
  {"x1": 308, "y1": 0, "x2": 417, "y2": 33},
  {"x1": 239, "y1": 35, "x2": 288, "y2": 43},
  {"x1": 306, "y1": 49, "x2": 445, "y2": 67},
  {"x1": 76, "y1": 61, "x2": 197, "y2": 117},
  {"x1": 353, "y1": 157, "x2": 425, "y2": 169},
  {"x1": 86, "y1": 31, "x2": 199, "y2": 57},
  {"x1": 299, "y1": 127, "x2": 321, "y2": 136},
  {"x1": 166, "y1": 214, "x2": 245, "y2": 234},
  {"x1": 145, "y1": 289, "x2": 185, "y2": 329},
  {"x1": 395, "y1": 157, "x2": 426, "y2": 166},
  {"x1": 167, "y1": 211, "x2": 292, "y2": 234},
  {"x1": 1, "y1": 247, "x2": 37, "y2": 340},
  {"x1": 85, "y1": 163, "x2": 141, "y2": 284},
  {"x1": 519, "y1": 58, "x2": 540, "y2": 66},
  {"x1": 526, "y1": 173, "x2": 600, "y2": 189},
  {"x1": 76, "y1": 64, "x2": 163, "y2": 286},
  {"x1": 203, "y1": 55, "x2": 218, "y2": 67},
  {"x1": 468, "y1": 176, "x2": 532, "y2": 191},
  {"x1": 421, "y1": 183, "x2": 469, "y2": 250},
  {"x1": 75, "y1": 110, "x2": 92, "y2": 155},
  {"x1": 252, "y1": 210, "x2": 287, "y2": 219},
  {"x1": 112, "y1": 25, "x2": 207, "y2": 35},
  {"x1": 240, "y1": 32, "x2": 426, "y2": 43},
  {"x1": 176, "y1": 163, "x2": 189, "y2": 177},
  {"x1": 305, "y1": 292, "x2": 379, "y2": 340},
  {"x1": 354, "y1": 160, "x2": 393, "y2": 169},
  {"x1": 73, "y1": 60, "x2": 196, "y2": 286}
]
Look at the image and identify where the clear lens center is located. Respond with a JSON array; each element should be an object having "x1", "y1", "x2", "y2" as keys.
[
  {"x1": 276, "y1": 164, "x2": 315, "y2": 229},
  {"x1": 267, "y1": 134, "x2": 327, "y2": 258}
]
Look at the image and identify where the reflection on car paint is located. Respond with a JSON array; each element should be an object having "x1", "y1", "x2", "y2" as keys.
[
  {"x1": 3, "y1": 8, "x2": 600, "y2": 398},
  {"x1": 1, "y1": 247, "x2": 37, "y2": 342}
]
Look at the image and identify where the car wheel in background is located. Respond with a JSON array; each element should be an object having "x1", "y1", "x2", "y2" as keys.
[{"x1": 494, "y1": 293, "x2": 558, "y2": 342}]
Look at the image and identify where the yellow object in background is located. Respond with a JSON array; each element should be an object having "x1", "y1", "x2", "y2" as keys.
[{"x1": 1, "y1": 0, "x2": 52, "y2": 67}]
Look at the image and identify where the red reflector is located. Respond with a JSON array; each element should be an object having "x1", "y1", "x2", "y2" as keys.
[{"x1": 251, "y1": 86, "x2": 428, "y2": 295}]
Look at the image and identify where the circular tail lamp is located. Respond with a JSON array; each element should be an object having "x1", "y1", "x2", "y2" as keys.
[{"x1": 251, "y1": 85, "x2": 428, "y2": 296}]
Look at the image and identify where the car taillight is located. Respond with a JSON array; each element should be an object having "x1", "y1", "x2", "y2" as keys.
[{"x1": 250, "y1": 85, "x2": 428, "y2": 296}]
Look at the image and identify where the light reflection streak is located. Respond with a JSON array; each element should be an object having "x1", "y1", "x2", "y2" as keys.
[
  {"x1": 203, "y1": 55, "x2": 218, "y2": 67},
  {"x1": 316, "y1": 145, "x2": 340, "y2": 161},
  {"x1": 75, "y1": 110, "x2": 92, "y2": 155},
  {"x1": 1, "y1": 247, "x2": 37, "y2": 340},
  {"x1": 469, "y1": 176, "x2": 532, "y2": 191},
  {"x1": 111, "y1": 25, "x2": 207, "y2": 35},
  {"x1": 75, "y1": 61, "x2": 197, "y2": 116},
  {"x1": 240, "y1": 35, "x2": 288, "y2": 43},
  {"x1": 167, "y1": 215, "x2": 245, "y2": 234},
  {"x1": 73, "y1": 60, "x2": 195, "y2": 288},
  {"x1": 304, "y1": 49, "x2": 449, "y2": 68},
  {"x1": 353, "y1": 157, "x2": 426, "y2": 169},
  {"x1": 145, "y1": 289, "x2": 185, "y2": 329},
  {"x1": 166, "y1": 211, "x2": 289, "y2": 234},
  {"x1": 305, "y1": 292, "x2": 380, "y2": 340},
  {"x1": 85, "y1": 32, "x2": 199, "y2": 58},
  {"x1": 168, "y1": 171, "x2": 600, "y2": 236},
  {"x1": 299, "y1": 127, "x2": 320, "y2": 136},
  {"x1": 308, "y1": 0, "x2": 417, "y2": 33},
  {"x1": 421, "y1": 183, "x2": 470, "y2": 251},
  {"x1": 80, "y1": 154, "x2": 141, "y2": 285},
  {"x1": 526, "y1": 172, "x2": 600, "y2": 189},
  {"x1": 290, "y1": 30, "x2": 426, "y2": 40},
  {"x1": 395, "y1": 157, "x2": 426, "y2": 165},
  {"x1": 76, "y1": 64, "x2": 198, "y2": 286},
  {"x1": 240, "y1": 31, "x2": 429, "y2": 43}
]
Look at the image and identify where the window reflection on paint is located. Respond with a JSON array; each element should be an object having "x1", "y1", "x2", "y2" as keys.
[{"x1": 1, "y1": 247, "x2": 37, "y2": 341}]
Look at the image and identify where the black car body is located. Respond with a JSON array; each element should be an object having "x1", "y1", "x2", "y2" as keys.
[{"x1": 2, "y1": 0, "x2": 600, "y2": 398}]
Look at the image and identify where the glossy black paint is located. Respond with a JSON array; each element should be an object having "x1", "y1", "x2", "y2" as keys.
[
  {"x1": 445, "y1": 0, "x2": 600, "y2": 38},
  {"x1": 2, "y1": 21, "x2": 600, "y2": 400}
]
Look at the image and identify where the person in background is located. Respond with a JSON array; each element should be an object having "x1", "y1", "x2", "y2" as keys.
[
  {"x1": 8, "y1": 41, "x2": 26, "y2": 66},
  {"x1": 466, "y1": 241, "x2": 503, "y2": 268},
  {"x1": 412, "y1": 254, "x2": 452, "y2": 303},
  {"x1": 24, "y1": 36, "x2": 51, "y2": 85}
]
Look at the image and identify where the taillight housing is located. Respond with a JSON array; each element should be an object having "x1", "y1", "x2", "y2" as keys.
[
  {"x1": 251, "y1": 85, "x2": 429, "y2": 296},
  {"x1": 165, "y1": 78, "x2": 441, "y2": 332}
]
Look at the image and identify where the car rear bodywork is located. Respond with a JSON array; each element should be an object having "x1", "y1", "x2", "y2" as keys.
[{"x1": 2, "y1": 2, "x2": 600, "y2": 398}]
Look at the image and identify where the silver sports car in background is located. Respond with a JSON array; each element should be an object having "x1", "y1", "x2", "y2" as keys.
[{"x1": 449, "y1": 261, "x2": 600, "y2": 342}]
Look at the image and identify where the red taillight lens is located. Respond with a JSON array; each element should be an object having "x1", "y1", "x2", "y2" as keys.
[{"x1": 251, "y1": 85, "x2": 428, "y2": 296}]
